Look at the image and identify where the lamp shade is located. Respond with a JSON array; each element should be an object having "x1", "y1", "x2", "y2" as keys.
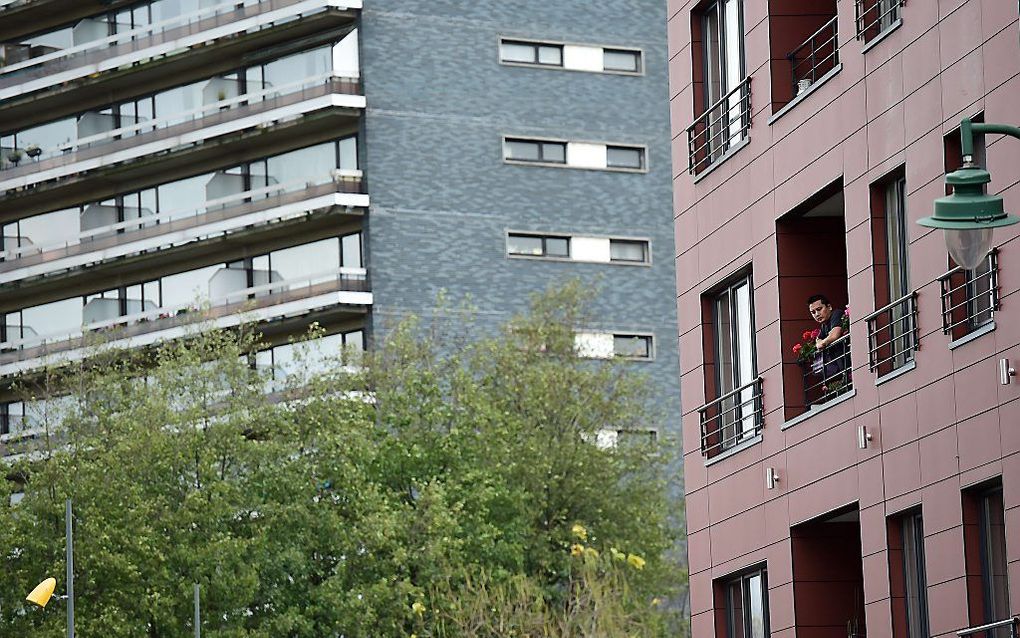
[{"x1": 26, "y1": 577, "x2": 56, "y2": 608}]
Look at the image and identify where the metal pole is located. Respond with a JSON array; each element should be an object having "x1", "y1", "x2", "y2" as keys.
[
  {"x1": 194, "y1": 583, "x2": 201, "y2": 638},
  {"x1": 65, "y1": 499, "x2": 74, "y2": 638}
]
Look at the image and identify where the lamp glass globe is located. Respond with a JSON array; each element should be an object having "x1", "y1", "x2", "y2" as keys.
[{"x1": 945, "y1": 227, "x2": 994, "y2": 271}]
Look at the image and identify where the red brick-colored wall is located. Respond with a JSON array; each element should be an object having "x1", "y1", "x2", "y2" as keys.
[{"x1": 669, "y1": 2, "x2": 1020, "y2": 638}]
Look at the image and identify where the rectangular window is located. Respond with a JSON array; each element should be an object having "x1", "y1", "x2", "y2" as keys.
[
  {"x1": 964, "y1": 482, "x2": 1011, "y2": 636},
  {"x1": 699, "y1": 0, "x2": 747, "y2": 161},
  {"x1": 613, "y1": 334, "x2": 652, "y2": 359},
  {"x1": 603, "y1": 48, "x2": 641, "y2": 73},
  {"x1": 722, "y1": 567, "x2": 769, "y2": 638},
  {"x1": 499, "y1": 40, "x2": 563, "y2": 66},
  {"x1": 504, "y1": 138, "x2": 567, "y2": 164},
  {"x1": 507, "y1": 233, "x2": 570, "y2": 258},
  {"x1": 606, "y1": 145, "x2": 645, "y2": 170},
  {"x1": 890, "y1": 510, "x2": 930, "y2": 638},
  {"x1": 856, "y1": 0, "x2": 902, "y2": 44},
  {"x1": 609, "y1": 239, "x2": 649, "y2": 263},
  {"x1": 712, "y1": 274, "x2": 757, "y2": 450},
  {"x1": 0, "y1": 400, "x2": 25, "y2": 436}
]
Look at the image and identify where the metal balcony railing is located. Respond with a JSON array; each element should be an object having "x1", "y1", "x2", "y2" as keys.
[
  {"x1": 957, "y1": 617, "x2": 1019, "y2": 638},
  {"x1": 0, "y1": 0, "x2": 263, "y2": 78},
  {"x1": 939, "y1": 249, "x2": 999, "y2": 336},
  {"x1": 687, "y1": 76, "x2": 751, "y2": 176},
  {"x1": 787, "y1": 16, "x2": 839, "y2": 98},
  {"x1": 802, "y1": 332, "x2": 852, "y2": 406},
  {"x1": 0, "y1": 267, "x2": 369, "y2": 356},
  {"x1": 0, "y1": 174, "x2": 363, "y2": 280},
  {"x1": 698, "y1": 376, "x2": 763, "y2": 458},
  {"x1": 855, "y1": 0, "x2": 903, "y2": 43},
  {"x1": 865, "y1": 291, "x2": 918, "y2": 374}
]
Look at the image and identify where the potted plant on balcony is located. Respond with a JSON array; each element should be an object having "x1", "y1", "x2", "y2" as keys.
[{"x1": 791, "y1": 305, "x2": 851, "y2": 397}]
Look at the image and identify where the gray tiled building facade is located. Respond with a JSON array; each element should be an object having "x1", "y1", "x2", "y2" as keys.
[{"x1": 0, "y1": 0, "x2": 679, "y2": 453}]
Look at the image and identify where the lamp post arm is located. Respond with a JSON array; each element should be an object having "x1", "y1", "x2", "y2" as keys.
[{"x1": 961, "y1": 117, "x2": 1020, "y2": 159}]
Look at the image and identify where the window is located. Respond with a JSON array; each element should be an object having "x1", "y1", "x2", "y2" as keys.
[
  {"x1": 856, "y1": 0, "x2": 902, "y2": 44},
  {"x1": 499, "y1": 40, "x2": 563, "y2": 66},
  {"x1": 504, "y1": 138, "x2": 567, "y2": 164},
  {"x1": 613, "y1": 334, "x2": 652, "y2": 359},
  {"x1": 609, "y1": 239, "x2": 649, "y2": 263},
  {"x1": 890, "y1": 510, "x2": 929, "y2": 638},
  {"x1": 0, "y1": 401, "x2": 25, "y2": 436},
  {"x1": 868, "y1": 171, "x2": 915, "y2": 374},
  {"x1": 964, "y1": 483, "x2": 1011, "y2": 636},
  {"x1": 711, "y1": 274, "x2": 757, "y2": 451},
  {"x1": 689, "y1": 0, "x2": 749, "y2": 173},
  {"x1": 722, "y1": 567, "x2": 769, "y2": 638},
  {"x1": 603, "y1": 48, "x2": 641, "y2": 73},
  {"x1": 507, "y1": 233, "x2": 570, "y2": 258},
  {"x1": 606, "y1": 145, "x2": 645, "y2": 170}
]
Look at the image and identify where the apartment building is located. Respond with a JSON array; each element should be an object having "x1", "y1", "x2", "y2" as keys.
[
  {"x1": 0, "y1": 1, "x2": 680, "y2": 457},
  {"x1": 670, "y1": 1, "x2": 1020, "y2": 638}
]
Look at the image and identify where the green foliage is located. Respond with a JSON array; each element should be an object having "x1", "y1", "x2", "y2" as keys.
[{"x1": 0, "y1": 282, "x2": 686, "y2": 637}]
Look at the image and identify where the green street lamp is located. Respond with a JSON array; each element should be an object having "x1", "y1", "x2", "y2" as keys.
[{"x1": 919, "y1": 118, "x2": 1020, "y2": 270}]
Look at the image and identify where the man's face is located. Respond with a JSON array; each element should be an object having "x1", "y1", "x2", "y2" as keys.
[{"x1": 809, "y1": 300, "x2": 832, "y2": 324}]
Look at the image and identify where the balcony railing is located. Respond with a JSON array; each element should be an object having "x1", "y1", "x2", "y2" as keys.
[
  {"x1": 802, "y1": 332, "x2": 852, "y2": 407},
  {"x1": 0, "y1": 75, "x2": 361, "y2": 194},
  {"x1": 687, "y1": 76, "x2": 751, "y2": 176},
  {"x1": 938, "y1": 249, "x2": 999, "y2": 337},
  {"x1": 1, "y1": 72, "x2": 355, "y2": 170},
  {"x1": 0, "y1": 267, "x2": 369, "y2": 358},
  {"x1": 0, "y1": 0, "x2": 357, "y2": 97},
  {"x1": 787, "y1": 16, "x2": 839, "y2": 98},
  {"x1": 855, "y1": 0, "x2": 903, "y2": 43},
  {"x1": 698, "y1": 376, "x2": 763, "y2": 458},
  {"x1": 865, "y1": 291, "x2": 918, "y2": 374},
  {"x1": 957, "y1": 617, "x2": 1019, "y2": 638},
  {"x1": 0, "y1": 173, "x2": 364, "y2": 279}
]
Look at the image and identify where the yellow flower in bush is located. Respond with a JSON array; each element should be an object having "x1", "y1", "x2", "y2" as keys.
[
  {"x1": 627, "y1": 554, "x2": 646, "y2": 570},
  {"x1": 570, "y1": 543, "x2": 585, "y2": 556},
  {"x1": 411, "y1": 601, "x2": 426, "y2": 616},
  {"x1": 571, "y1": 523, "x2": 588, "y2": 541}
]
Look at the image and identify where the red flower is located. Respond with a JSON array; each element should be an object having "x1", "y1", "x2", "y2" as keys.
[
  {"x1": 792, "y1": 343, "x2": 802, "y2": 354},
  {"x1": 802, "y1": 330, "x2": 812, "y2": 340},
  {"x1": 810, "y1": 328, "x2": 821, "y2": 339}
]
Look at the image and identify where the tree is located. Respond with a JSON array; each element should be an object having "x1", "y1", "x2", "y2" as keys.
[{"x1": 0, "y1": 282, "x2": 686, "y2": 637}]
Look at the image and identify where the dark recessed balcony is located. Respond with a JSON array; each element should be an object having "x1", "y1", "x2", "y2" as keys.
[
  {"x1": 0, "y1": 0, "x2": 138, "y2": 42},
  {"x1": 0, "y1": 0, "x2": 360, "y2": 131},
  {"x1": 0, "y1": 75, "x2": 363, "y2": 221}
]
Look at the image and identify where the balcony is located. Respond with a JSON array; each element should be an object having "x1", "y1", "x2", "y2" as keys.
[
  {"x1": 855, "y1": 0, "x2": 903, "y2": 46},
  {"x1": 939, "y1": 249, "x2": 999, "y2": 346},
  {"x1": 865, "y1": 291, "x2": 918, "y2": 378},
  {"x1": 800, "y1": 332, "x2": 853, "y2": 408},
  {"x1": 0, "y1": 174, "x2": 367, "y2": 292},
  {"x1": 687, "y1": 76, "x2": 751, "y2": 177},
  {"x1": 785, "y1": 17, "x2": 839, "y2": 103},
  {"x1": 0, "y1": 0, "x2": 360, "y2": 130},
  {"x1": 0, "y1": 267, "x2": 371, "y2": 377},
  {"x1": 0, "y1": 0, "x2": 138, "y2": 42},
  {"x1": 698, "y1": 377, "x2": 764, "y2": 459},
  {"x1": 0, "y1": 75, "x2": 363, "y2": 221}
]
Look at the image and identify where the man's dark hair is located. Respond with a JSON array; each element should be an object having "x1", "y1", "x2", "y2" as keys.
[{"x1": 807, "y1": 294, "x2": 831, "y2": 306}]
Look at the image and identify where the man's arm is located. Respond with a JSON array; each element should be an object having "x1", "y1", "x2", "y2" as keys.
[{"x1": 817, "y1": 325, "x2": 843, "y2": 348}]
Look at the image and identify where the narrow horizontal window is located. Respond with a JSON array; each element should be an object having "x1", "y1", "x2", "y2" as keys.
[
  {"x1": 613, "y1": 334, "x2": 652, "y2": 359},
  {"x1": 504, "y1": 138, "x2": 567, "y2": 164},
  {"x1": 609, "y1": 239, "x2": 649, "y2": 263},
  {"x1": 603, "y1": 48, "x2": 641, "y2": 73},
  {"x1": 500, "y1": 40, "x2": 563, "y2": 66},
  {"x1": 606, "y1": 145, "x2": 644, "y2": 169},
  {"x1": 508, "y1": 233, "x2": 570, "y2": 258}
]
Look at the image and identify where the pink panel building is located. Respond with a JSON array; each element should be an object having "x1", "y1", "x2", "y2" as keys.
[{"x1": 669, "y1": 2, "x2": 1020, "y2": 638}]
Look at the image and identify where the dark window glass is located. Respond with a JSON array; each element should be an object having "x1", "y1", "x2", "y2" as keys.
[
  {"x1": 901, "y1": 512, "x2": 929, "y2": 638},
  {"x1": 504, "y1": 139, "x2": 566, "y2": 164},
  {"x1": 610, "y1": 239, "x2": 649, "y2": 263},
  {"x1": 607, "y1": 146, "x2": 644, "y2": 169},
  {"x1": 604, "y1": 49, "x2": 641, "y2": 72},
  {"x1": 724, "y1": 567, "x2": 769, "y2": 638},
  {"x1": 507, "y1": 234, "x2": 544, "y2": 256},
  {"x1": 614, "y1": 334, "x2": 651, "y2": 358},
  {"x1": 980, "y1": 488, "x2": 1010, "y2": 633}
]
